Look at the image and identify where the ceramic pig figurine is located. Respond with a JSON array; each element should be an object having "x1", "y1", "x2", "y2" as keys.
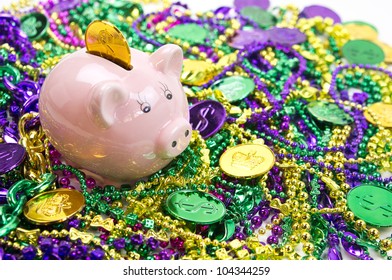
[{"x1": 39, "y1": 44, "x2": 191, "y2": 183}]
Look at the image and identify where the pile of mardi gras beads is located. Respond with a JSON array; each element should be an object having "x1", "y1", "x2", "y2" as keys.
[{"x1": 0, "y1": 0, "x2": 392, "y2": 260}]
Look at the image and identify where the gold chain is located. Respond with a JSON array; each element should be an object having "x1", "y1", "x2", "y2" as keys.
[{"x1": 18, "y1": 113, "x2": 52, "y2": 182}]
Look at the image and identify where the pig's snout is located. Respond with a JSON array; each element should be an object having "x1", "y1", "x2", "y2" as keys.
[{"x1": 156, "y1": 118, "x2": 192, "y2": 159}]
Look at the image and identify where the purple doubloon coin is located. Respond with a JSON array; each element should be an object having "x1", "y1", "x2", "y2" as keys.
[
  {"x1": 229, "y1": 29, "x2": 269, "y2": 49},
  {"x1": 189, "y1": 100, "x2": 226, "y2": 138},
  {"x1": 49, "y1": 0, "x2": 81, "y2": 12},
  {"x1": 234, "y1": 0, "x2": 270, "y2": 10},
  {"x1": 268, "y1": 27, "x2": 306, "y2": 46},
  {"x1": 301, "y1": 5, "x2": 341, "y2": 23},
  {"x1": 0, "y1": 143, "x2": 27, "y2": 175}
]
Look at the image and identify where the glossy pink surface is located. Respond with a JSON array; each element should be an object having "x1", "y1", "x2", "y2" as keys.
[{"x1": 39, "y1": 44, "x2": 191, "y2": 183}]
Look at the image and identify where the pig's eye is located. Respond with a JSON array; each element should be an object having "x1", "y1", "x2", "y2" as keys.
[
  {"x1": 137, "y1": 93, "x2": 151, "y2": 113},
  {"x1": 140, "y1": 102, "x2": 151, "y2": 113},
  {"x1": 159, "y1": 82, "x2": 173, "y2": 100},
  {"x1": 164, "y1": 89, "x2": 173, "y2": 100}
]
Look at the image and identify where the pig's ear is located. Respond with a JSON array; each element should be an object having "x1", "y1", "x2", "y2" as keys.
[
  {"x1": 149, "y1": 44, "x2": 183, "y2": 78},
  {"x1": 89, "y1": 81, "x2": 128, "y2": 129}
]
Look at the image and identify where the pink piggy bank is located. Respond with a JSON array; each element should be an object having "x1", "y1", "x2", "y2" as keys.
[{"x1": 39, "y1": 44, "x2": 191, "y2": 183}]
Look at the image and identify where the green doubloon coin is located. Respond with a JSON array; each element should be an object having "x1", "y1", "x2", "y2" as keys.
[
  {"x1": 212, "y1": 76, "x2": 255, "y2": 102},
  {"x1": 347, "y1": 184, "x2": 392, "y2": 227},
  {"x1": 342, "y1": 39, "x2": 385, "y2": 65},
  {"x1": 20, "y1": 12, "x2": 49, "y2": 40},
  {"x1": 165, "y1": 190, "x2": 226, "y2": 224},
  {"x1": 167, "y1": 23, "x2": 208, "y2": 44},
  {"x1": 240, "y1": 6, "x2": 277, "y2": 29},
  {"x1": 307, "y1": 100, "x2": 353, "y2": 126}
]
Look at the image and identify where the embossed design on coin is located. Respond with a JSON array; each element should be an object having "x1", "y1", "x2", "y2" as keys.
[
  {"x1": 175, "y1": 199, "x2": 218, "y2": 215},
  {"x1": 20, "y1": 12, "x2": 49, "y2": 40},
  {"x1": 347, "y1": 184, "x2": 392, "y2": 226},
  {"x1": 231, "y1": 150, "x2": 265, "y2": 170},
  {"x1": 342, "y1": 39, "x2": 385, "y2": 65},
  {"x1": 24, "y1": 189, "x2": 85, "y2": 225},
  {"x1": 220, "y1": 143, "x2": 275, "y2": 178},
  {"x1": 0, "y1": 143, "x2": 26, "y2": 175},
  {"x1": 165, "y1": 190, "x2": 226, "y2": 224},
  {"x1": 189, "y1": 100, "x2": 226, "y2": 138},
  {"x1": 36, "y1": 192, "x2": 72, "y2": 217},
  {"x1": 85, "y1": 20, "x2": 131, "y2": 70}
]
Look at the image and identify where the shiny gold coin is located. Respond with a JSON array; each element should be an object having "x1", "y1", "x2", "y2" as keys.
[
  {"x1": 85, "y1": 20, "x2": 131, "y2": 70},
  {"x1": 364, "y1": 102, "x2": 392, "y2": 127},
  {"x1": 219, "y1": 143, "x2": 275, "y2": 178},
  {"x1": 181, "y1": 59, "x2": 217, "y2": 86},
  {"x1": 217, "y1": 53, "x2": 238, "y2": 69},
  {"x1": 23, "y1": 189, "x2": 85, "y2": 225},
  {"x1": 344, "y1": 23, "x2": 378, "y2": 41},
  {"x1": 374, "y1": 40, "x2": 392, "y2": 64}
]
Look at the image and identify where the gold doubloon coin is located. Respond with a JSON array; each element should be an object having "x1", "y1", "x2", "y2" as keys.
[
  {"x1": 344, "y1": 23, "x2": 378, "y2": 41},
  {"x1": 219, "y1": 143, "x2": 275, "y2": 178},
  {"x1": 374, "y1": 40, "x2": 392, "y2": 64},
  {"x1": 85, "y1": 20, "x2": 132, "y2": 70},
  {"x1": 23, "y1": 189, "x2": 85, "y2": 225},
  {"x1": 181, "y1": 59, "x2": 216, "y2": 86},
  {"x1": 364, "y1": 102, "x2": 392, "y2": 128}
]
